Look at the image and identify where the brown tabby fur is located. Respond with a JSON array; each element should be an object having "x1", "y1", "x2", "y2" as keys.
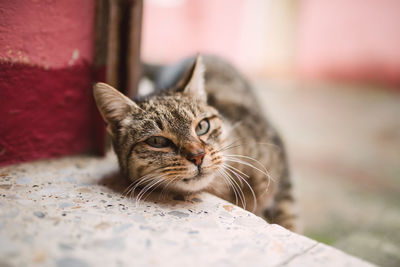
[{"x1": 93, "y1": 55, "x2": 298, "y2": 231}]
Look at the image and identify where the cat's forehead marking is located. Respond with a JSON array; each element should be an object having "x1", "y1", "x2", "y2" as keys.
[
  {"x1": 141, "y1": 96, "x2": 201, "y2": 118},
  {"x1": 134, "y1": 95, "x2": 205, "y2": 140}
]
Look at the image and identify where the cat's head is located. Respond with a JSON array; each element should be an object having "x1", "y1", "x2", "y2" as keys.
[{"x1": 94, "y1": 56, "x2": 226, "y2": 193}]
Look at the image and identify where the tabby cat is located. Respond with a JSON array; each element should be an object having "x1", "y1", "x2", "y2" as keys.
[{"x1": 93, "y1": 55, "x2": 297, "y2": 231}]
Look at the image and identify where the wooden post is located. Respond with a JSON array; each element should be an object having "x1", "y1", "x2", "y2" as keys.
[
  {"x1": 126, "y1": 0, "x2": 143, "y2": 98},
  {"x1": 93, "y1": 0, "x2": 109, "y2": 79},
  {"x1": 103, "y1": 0, "x2": 142, "y2": 96},
  {"x1": 93, "y1": 0, "x2": 143, "y2": 153},
  {"x1": 107, "y1": 0, "x2": 122, "y2": 88}
]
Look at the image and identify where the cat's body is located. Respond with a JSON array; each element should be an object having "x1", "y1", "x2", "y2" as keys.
[{"x1": 94, "y1": 55, "x2": 297, "y2": 231}]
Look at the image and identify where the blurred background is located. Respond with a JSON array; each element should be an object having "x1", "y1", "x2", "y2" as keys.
[{"x1": 142, "y1": 0, "x2": 400, "y2": 266}]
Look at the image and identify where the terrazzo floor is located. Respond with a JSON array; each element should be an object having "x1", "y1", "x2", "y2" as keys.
[{"x1": 0, "y1": 152, "x2": 373, "y2": 267}]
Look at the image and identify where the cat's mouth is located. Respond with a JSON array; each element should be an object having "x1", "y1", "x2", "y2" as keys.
[
  {"x1": 174, "y1": 168, "x2": 215, "y2": 192},
  {"x1": 182, "y1": 171, "x2": 204, "y2": 183}
]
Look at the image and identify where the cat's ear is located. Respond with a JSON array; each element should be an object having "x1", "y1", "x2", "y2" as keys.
[
  {"x1": 177, "y1": 55, "x2": 207, "y2": 101},
  {"x1": 93, "y1": 82, "x2": 139, "y2": 135}
]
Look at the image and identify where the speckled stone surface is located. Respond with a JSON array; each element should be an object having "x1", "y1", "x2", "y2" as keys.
[{"x1": 0, "y1": 153, "x2": 374, "y2": 266}]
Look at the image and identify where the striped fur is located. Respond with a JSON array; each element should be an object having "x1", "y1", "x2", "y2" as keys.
[{"x1": 93, "y1": 55, "x2": 298, "y2": 232}]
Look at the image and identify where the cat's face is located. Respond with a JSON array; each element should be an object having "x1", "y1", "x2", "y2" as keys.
[
  {"x1": 119, "y1": 94, "x2": 224, "y2": 193},
  {"x1": 94, "y1": 56, "x2": 226, "y2": 194}
]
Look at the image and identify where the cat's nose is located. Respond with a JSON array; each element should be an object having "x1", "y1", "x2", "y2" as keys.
[
  {"x1": 184, "y1": 143, "x2": 205, "y2": 166},
  {"x1": 187, "y1": 151, "x2": 205, "y2": 166}
]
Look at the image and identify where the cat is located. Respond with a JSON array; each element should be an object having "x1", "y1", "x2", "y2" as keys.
[{"x1": 93, "y1": 55, "x2": 298, "y2": 231}]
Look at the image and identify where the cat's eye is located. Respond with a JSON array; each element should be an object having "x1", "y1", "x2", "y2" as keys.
[
  {"x1": 195, "y1": 118, "x2": 210, "y2": 136},
  {"x1": 145, "y1": 136, "x2": 171, "y2": 148}
]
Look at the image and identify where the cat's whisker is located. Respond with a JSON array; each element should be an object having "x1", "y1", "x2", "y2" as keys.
[
  {"x1": 223, "y1": 168, "x2": 247, "y2": 209},
  {"x1": 135, "y1": 178, "x2": 165, "y2": 206},
  {"x1": 221, "y1": 163, "x2": 249, "y2": 178},
  {"x1": 224, "y1": 154, "x2": 274, "y2": 182},
  {"x1": 137, "y1": 176, "x2": 165, "y2": 201},
  {"x1": 217, "y1": 138, "x2": 242, "y2": 152},
  {"x1": 224, "y1": 157, "x2": 273, "y2": 194},
  {"x1": 220, "y1": 170, "x2": 240, "y2": 206},
  {"x1": 218, "y1": 139, "x2": 274, "y2": 154},
  {"x1": 215, "y1": 138, "x2": 245, "y2": 153},
  {"x1": 222, "y1": 164, "x2": 257, "y2": 212},
  {"x1": 129, "y1": 178, "x2": 150, "y2": 200},
  {"x1": 128, "y1": 174, "x2": 157, "y2": 199},
  {"x1": 215, "y1": 137, "x2": 243, "y2": 151},
  {"x1": 221, "y1": 165, "x2": 246, "y2": 203},
  {"x1": 122, "y1": 181, "x2": 137, "y2": 198},
  {"x1": 128, "y1": 170, "x2": 166, "y2": 199},
  {"x1": 219, "y1": 168, "x2": 242, "y2": 207},
  {"x1": 223, "y1": 153, "x2": 275, "y2": 195},
  {"x1": 217, "y1": 169, "x2": 239, "y2": 206},
  {"x1": 160, "y1": 176, "x2": 181, "y2": 200},
  {"x1": 216, "y1": 169, "x2": 231, "y2": 189},
  {"x1": 220, "y1": 168, "x2": 246, "y2": 209},
  {"x1": 159, "y1": 178, "x2": 174, "y2": 200},
  {"x1": 123, "y1": 165, "x2": 170, "y2": 198},
  {"x1": 224, "y1": 158, "x2": 269, "y2": 178},
  {"x1": 140, "y1": 179, "x2": 167, "y2": 203},
  {"x1": 218, "y1": 141, "x2": 280, "y2": 154},
  {"x1": 123, "y1": 173, "x2": 155, "y2": 198},
  {"x1": 221, "y1": 163, "x2": 243, "y2": 187},
  {"x1": 124, "y1": 177, "x2": 149, "y2": 199},
  {"x1": 218, "y1": 144, "x2": 244, "y2": 153}
]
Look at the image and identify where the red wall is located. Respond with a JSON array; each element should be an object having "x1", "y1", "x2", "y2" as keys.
[{"x1": 0, "y1": 0, "x2": 103, "y2": 166}]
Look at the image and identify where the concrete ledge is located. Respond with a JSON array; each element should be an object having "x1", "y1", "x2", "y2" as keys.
[{"x1": 0, "y1": 154, "x2": 374, "y2": 266}]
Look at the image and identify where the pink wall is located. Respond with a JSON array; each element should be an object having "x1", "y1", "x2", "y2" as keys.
[
  {"x1": 142, "y1": 0, "x2": 245, "y2": 66},
  {"x1": 143, "y1": 0, "x2": 400, "y2": 85},
  {"x1": 0, "y1": 0, "x2": 101, "y2": 166},
  {"x1": 296, "y1": 0, "x2": 400, "y2": 85}
]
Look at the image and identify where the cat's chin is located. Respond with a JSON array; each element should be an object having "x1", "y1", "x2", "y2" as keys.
[{"x1": 172, "y1": 173, "x2": 216, "y2": 193}]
